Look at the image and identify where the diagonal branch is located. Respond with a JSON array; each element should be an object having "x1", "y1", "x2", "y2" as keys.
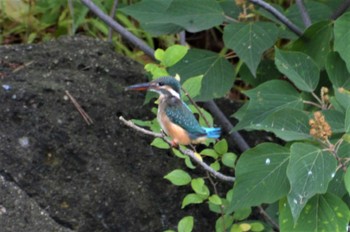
[
  {"x1": 296, "y1": 0, "x2": 311, "y2": 27},
  {"x1": 248, "y1": 0, "x2": 303, "y2": 36},
  {"x1": 119, "y1": 116, "x2": 235, "y2": 182},
  {"x1": 331, "y1": 0, "x2": 350, "y2": 19},
  {"x1": 80, "y1": 0, "x2": 155, "y2": 58}
]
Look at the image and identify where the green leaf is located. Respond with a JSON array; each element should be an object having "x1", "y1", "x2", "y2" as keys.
[
  {"x1": 154, "y1": 48, "x2": 165, "y2": 61},
  {"x1": 182, "y1": 193, "x2": 205, "y2": 208},
  {"x1": 322, "y1": 110, "x2": 345, "y2": 134},
  {"x1": 346, "y1": 107, "x2": 350, "y2": 133},
  {"x1": 151, "y1": 138, "x2": 170, "y2": 149},
  {"x1": 258, "y1": 108, "x2": 310, "y2": 141},
  {"x1": 223, "y1": 22, "x2": 278, "y2": 76},
  {"x1": 184, "y1": 156, "x2": 196, "y2": 169},
  {"x1": 162, "y1": 45, "x2": 189, "y2": 67},
  {"x1": 239, "y1": 60, "x2": 280, "y2": 87},
  {"x1": 120, "y1": 0, "x2": 182, "y2": 36},
  {"x1": 285, "y1": 1, "x2": 332, "y2": 30},
  {"x1": 169, "y1": 48, "x2": 235, "y2": 101},
  {"x1": 178, "y1": 216, "x2": 194, "y2": 232},
  {"x1": 191, "y1": 178, "x2": 210, "y2": 197},
  {"x1": 215, "y1": 215, "x2": 234, "y2": 232},
  {"x1": 288, "y1": 21, "x2": 332, "y2": 68},
  {"x1": 164, "y1": 169, "x2": 191, "y2": 186},
  {"x1": 210, "y1": 160, "x2": 220, "y2": 171},
  {"x1": 182, "y1": 75, "x2": 203, "y2": 99},
  {"x1": 234, "y1": 80, "x2": 303, "y2": 130},
  {"x1": 334, "y1": 12, "x2": 350, "y2": 73},
  {"x1": 228, "y1": 143, "x2": 290, "y2": 212},
  {"x1": 275, "y1": 48, "x2": 320, "y2": 92},
  {"x1": 165, "y1": 0, "x2": 224, "y2": 33},
  {"x1": 335, "y1": 87, "x2": 350, "y2": 110},
  {"x1": 234, "y1": 80, "x2": 309, "y2": 141},
  {"x1": 326, "y1": 52, "x2": 350, "y2": 88},
  {"x1": 287, "y1": 143, "x2": 337, "y2": 222},
  {"x1": 250, "y1": 222, "x2": 265, "y2": 232},
  {"x1": 200, "y1": 148, "x2": 219, "y2": 159},
  {"x1": 145, "y1": 63, "x2": 169, "y2": 77},
  {"x1": 222, "y1": 152, "x2": 237, "y2": 168},
  {"x1": 344, "y1": 168, "x2": 350, "y2": 195},
  {"x1": 214, "y1": 139, "x2": 228, "y2": 155},
  {"x1": 280, "y1": 194, "x2": 350, "y2": 231},
  {"x1": 232, "y1": 208, "x2": 252, "y2": 220},
  {"x1": 328, "y1": 170, "x2": 347, "y2": 197},
  {"x1": 208, "y1": 194, "x2": 222, "y2": 205}
]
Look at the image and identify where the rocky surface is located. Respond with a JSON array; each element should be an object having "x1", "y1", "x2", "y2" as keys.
[{"x1": 0, "y1": 36, "x2": 221, "y2": 232}]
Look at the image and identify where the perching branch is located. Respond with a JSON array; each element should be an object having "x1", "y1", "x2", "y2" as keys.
[
  {"x1": 80, "y1": 0, "x2": 250, "y2": 155},
  {"x1": 119, "y1": 116, "x2": 235, "y2": 182},
  {"x1": 248, "y1": 0, "x2": 303, "y2": 36},
  {"x1": 80, "y1": 0, "x2": 155, "y2": 58},
  {"x1": 296, "y1": 0, "x2": 311, "y2": 27}
]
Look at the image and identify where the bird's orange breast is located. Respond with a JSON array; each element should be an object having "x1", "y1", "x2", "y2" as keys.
[{"x1": 158, "y1": 111, "x2": 191, "y2": 145}]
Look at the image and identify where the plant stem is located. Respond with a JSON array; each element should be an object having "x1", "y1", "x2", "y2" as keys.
[
  {"x1": 331, "y1": 0, "x2": 350, "y2": 20},
  {"x1": 296, "y1": 0, "x2": 311, "y2": 27},
  {"x1": 248, "y1": 0, "x2": 303, "y2": 36},
  {"x1": 108, "y1": 0, "x2": 119, "y2": 42},
  {"x1": 80, "y1": 0, "x2": 155, "y2": 58}
]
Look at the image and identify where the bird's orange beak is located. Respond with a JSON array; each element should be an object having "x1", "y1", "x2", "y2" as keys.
[{"x1": 125, "y1": 82, "x2": 151, "y2": 91}]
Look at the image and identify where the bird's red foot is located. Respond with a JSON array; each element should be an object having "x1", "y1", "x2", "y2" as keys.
[{"x1": 170, "y1": 140, "x2": 179, "y2": 148}]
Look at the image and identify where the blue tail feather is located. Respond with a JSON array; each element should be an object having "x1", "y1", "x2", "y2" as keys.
[{"x1": 203, "y1": 127, "x2": 221, "y2": 139}]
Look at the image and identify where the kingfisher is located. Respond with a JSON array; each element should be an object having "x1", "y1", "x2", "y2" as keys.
[{"x1": 126, "y1": 76, "x2": 221, "y2": 146}]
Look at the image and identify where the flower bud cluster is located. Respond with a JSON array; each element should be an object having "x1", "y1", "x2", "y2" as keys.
[{"x1": 309, "y1": 111, "x2": 332, "y2": 140}]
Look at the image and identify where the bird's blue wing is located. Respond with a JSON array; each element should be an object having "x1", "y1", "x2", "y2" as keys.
[{"x1": 165, "y1": 99, "x2": 206, "y2": 139}]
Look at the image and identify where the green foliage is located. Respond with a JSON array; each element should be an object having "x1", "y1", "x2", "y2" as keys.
[
  {"x1": 12, "y1": 0, "x2": 350, "y2": 231},
  {"x1": 223, "y1": 22, "x2": 278, "y2": 76},
  {"x1": 164, "y1": 169, "x2": 191, "y2": 186}
]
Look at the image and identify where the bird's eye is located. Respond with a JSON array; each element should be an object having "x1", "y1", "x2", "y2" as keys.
[{"x1": 158, "y1": 82, "x2": 164, "y2": 86}]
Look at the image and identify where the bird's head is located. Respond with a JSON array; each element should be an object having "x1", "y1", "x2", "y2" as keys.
[{"x1": 126, "y1": 76, "x2": 181, "y2": 98}]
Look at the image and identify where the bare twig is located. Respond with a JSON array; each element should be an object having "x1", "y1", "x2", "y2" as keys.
[
  {"x1": 257, "y1": 206, "x2": 280, "y2": 231},
  {"x1": 181, "y1": 87, "x2": 211, "y2": 127},
  {"x1": 179, "y1": 31, "x2": 186, "y2": 46},
  {"x1": 65, "y1": 91, "x2": 94, "y2": 125},
  {"x1": 331, "y1": 0, "x2": 350, "y2": 20},
  {"x1": 248, "y1": 0, "x2": 303, "y2": 36},
  {"x1": 80, "y1": 0, "x2": 155, "y2": 58},
  {"x1": 296, "y1": 0, "x2": 311, "y2": 27},
  {"x1": 67, "y1": 0, "x2": 75, "y2": 35},
  {"x1": 119, "y1": 116, "x2": 235, "y2": 182},
  {"x1": 108, "y1": 0, "x2": 119, "y2": 41}
]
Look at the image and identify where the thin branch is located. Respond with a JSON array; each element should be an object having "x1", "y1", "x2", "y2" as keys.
[
  {"x1": 65, "y1": 91, "x2": 94, "y2": 125},
  {"x1": 108, "y1": 0, "x2": 119, "y2": 41},
  {"x1": 248, "y1": 0, "x2": 303, "y2": 36},
  {"x1": 179, "y1": 31, "x2": 186, "y2": 46},
  {"x1": 80, "y1": 0, "x2": 155, "y2": 59},
  {"x1": 203, "y1": 100, "x2": 250, "y2": 152},
  {"x1": 303, "y1": 100, "x2": 322, "y2": 109},
  {"x1": 331, "y1": 0, "x2": 350, "y2": 20},
  {"x1": 181, "y1": 87, "x2": 211, "y2": 127},
  {"x1": 257, "y1": 206, "x2": 280, "y2": 231},
  {"x1": 296, "y1": 0, "x2": 311, "y2": 27},
  {"x1": 119, "y1": 116, "x2": 235, "y2": 182},
  {"x1": 67, "y1": 0, "x2": 75, "y2": 35}
]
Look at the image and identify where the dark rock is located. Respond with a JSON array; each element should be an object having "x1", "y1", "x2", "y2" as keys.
[{"x1": 0, "y1": 36, "x2": 216, "y2": 232}]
